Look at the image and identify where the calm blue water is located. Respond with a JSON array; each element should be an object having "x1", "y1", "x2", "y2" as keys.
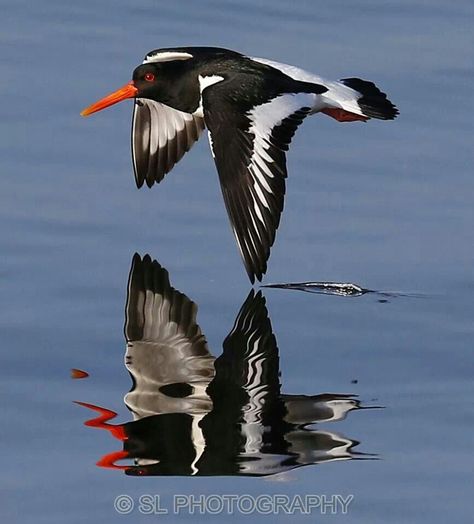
[{"x1": 1, "y1": 0, "x2": 473, "y2": 522}]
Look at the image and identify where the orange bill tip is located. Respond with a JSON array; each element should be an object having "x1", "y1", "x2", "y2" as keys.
[
  {"x1": 80, "y1": 81, "x2": 138, "y2": 117},
  {"x1": 71, "y1": 368, "x2": 89, "y2": 379}
]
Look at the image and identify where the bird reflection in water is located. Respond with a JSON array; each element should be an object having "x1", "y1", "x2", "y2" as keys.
[{"x1": 75, "y1": 254, "x2": 378, "y2": 477}]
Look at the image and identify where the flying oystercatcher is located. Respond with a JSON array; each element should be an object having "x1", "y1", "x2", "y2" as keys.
[{"x1": 81, "y1": 47, "x2": 398, "y2": 282}]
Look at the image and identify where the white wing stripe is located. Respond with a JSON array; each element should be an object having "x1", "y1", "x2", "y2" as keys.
[
  {"x1": 250, "y1": 56, "x2": 364, "y2": 116},
  {"x1": 253, "y1": 198, "x2": 265, "y2": 225},
  {"x1": 251, "y1": 163, "x2": 273, "y2": 193},
  {"x1": 253, "y1": 182, "x2": 270, "y2": 210},
  {"x1": 242, "y1": 94, "x2": 314, "y2": 228},
  {"x1": 149, "y1": 104, "x2": 159, "y2": 155},
  {"x1": 248, "y1": 206, "x2": 263, "y2": 241}
]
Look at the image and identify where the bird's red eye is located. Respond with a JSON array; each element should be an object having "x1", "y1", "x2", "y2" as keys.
[{"x1": 144, "y1": 73, "x2": 155, "y2": 82}]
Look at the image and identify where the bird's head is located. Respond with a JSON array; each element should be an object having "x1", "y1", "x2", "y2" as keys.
[
  {"x1": 80, "y1": 48, "x2": 200, "y2": 116},
  {"x1": 80, "y1": 63, "x2": 162, "y2": 117}
]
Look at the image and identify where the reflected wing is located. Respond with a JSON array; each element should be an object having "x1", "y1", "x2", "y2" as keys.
[
  {"x1": 124, "y1": 253, "x2": 214, "y2": 418},
  {"x1": 132, "y1": 99, "x2": 205, "y2": 188},
  {"x1": 203, "y1": 83, "x2": 313, "y2": 282},
  {"x1": 209, "y1": 291, "x2": 280, "y2": 408},
  {"x1": 281, "y1": 393, "x2": 361, "y2": 425}
]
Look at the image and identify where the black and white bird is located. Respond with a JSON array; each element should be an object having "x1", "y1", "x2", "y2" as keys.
[{"x1": 81, "y1": 47, "x2": 398, "y2": 282}]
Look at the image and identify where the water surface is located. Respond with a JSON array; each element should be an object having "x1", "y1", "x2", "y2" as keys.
[{"x1": 1, "y1": 1, "x2": 473, "y2": 522}]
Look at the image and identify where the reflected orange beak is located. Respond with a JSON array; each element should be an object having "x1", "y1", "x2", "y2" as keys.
[{"x1": 80, "y1": 81, "x2": 138, "y2": 117}]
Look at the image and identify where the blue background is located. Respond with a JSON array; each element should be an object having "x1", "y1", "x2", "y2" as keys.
[{"x1": 1, "y1": 0, "x2": 473, "y2": 522}]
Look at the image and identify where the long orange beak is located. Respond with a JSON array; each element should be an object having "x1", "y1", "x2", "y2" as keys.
[{"x1": 80, "y1": 81, "x2": 138, "y2": 117}]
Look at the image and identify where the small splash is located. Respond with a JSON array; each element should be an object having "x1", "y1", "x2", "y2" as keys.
[
  {"x1": 262, "y1": 281, "x2": 369, "y2": 297},
  {"x1": 71, "y1": 368, "x2": 89, "y2": 379},
  {"x1": 262, "y1": 281, "x2": 424, "y2": 300}
]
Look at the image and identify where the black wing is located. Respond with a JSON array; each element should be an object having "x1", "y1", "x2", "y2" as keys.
[
  {"x1": 202, "y1": 82, "x2": 313, "y2": 282},
  {"x1": 207, "y1": 290, "x2": 281, "y2": 412},
  {"x1": 131, "y1": 99, "x2": 205, "y2": 188}
]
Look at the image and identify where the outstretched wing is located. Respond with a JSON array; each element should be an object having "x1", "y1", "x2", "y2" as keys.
[
  {"x1": 131, "y1": 99, "x2": 205, "y2": 188},
  {"x1": 202, "y1": 83, "x2": 313, "y2": 282},
  {"x1": 220, "y1": 290, "x2": 280, "y2": 396},
  {"x1": 207, "y1": 290, "x2": 281, "y2": 422},
  {"x1": 124, "y1": 253, "x2": 214, "y2": 419}
]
